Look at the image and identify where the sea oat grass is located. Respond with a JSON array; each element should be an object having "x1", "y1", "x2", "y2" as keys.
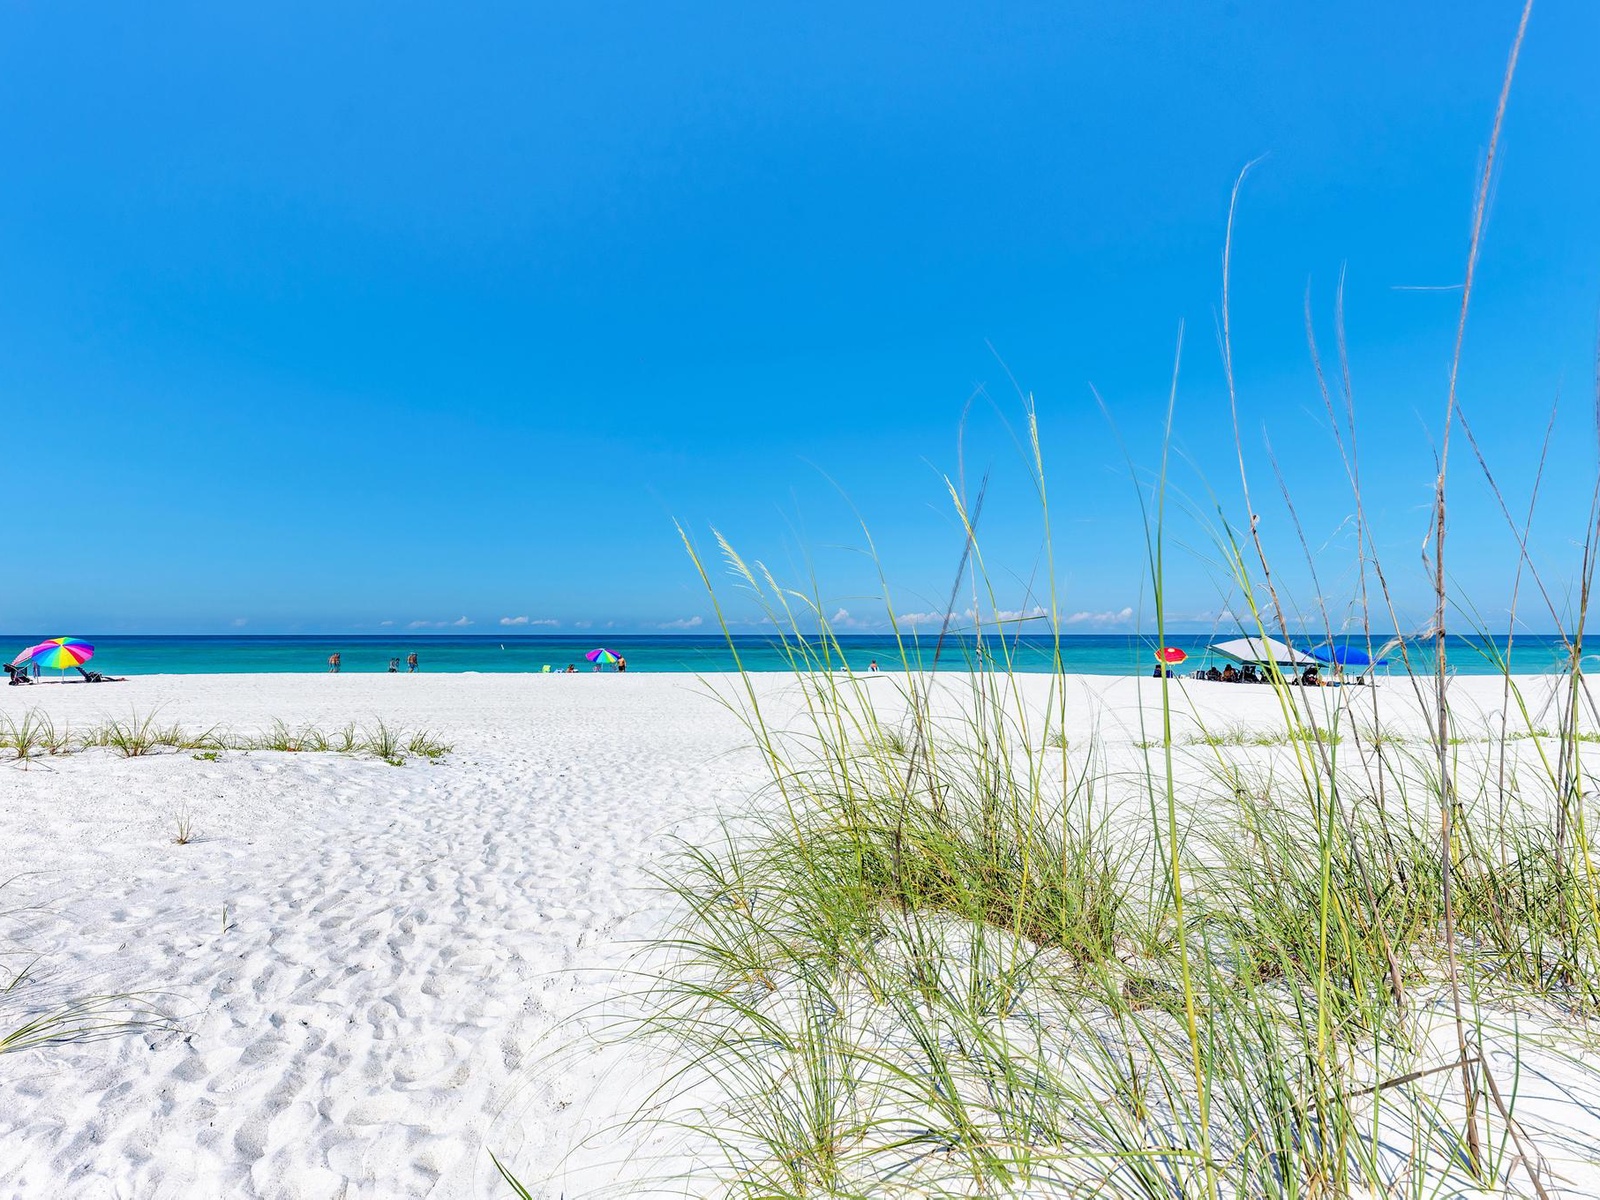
[
  {"x1": 548, "y1": 415, "x2": 1590, "y2": 1196},
  {"x1": 0, "y1": 881, "x2": 168, "y2": 1057},
  {"x1": 1185, "y1": 722, "x2": 1343, "y2": 748},
  {"x1": 0, "y1": 711, "x2": 67, "y2": 761},
  {"x1": 1, "y1": 709, "x2": 452, "y2": 766}
]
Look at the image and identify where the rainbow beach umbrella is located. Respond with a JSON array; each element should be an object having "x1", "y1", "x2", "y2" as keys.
[
  {"x1": 24, "y1": 637, "x2": 95, "y2": 672},
  {"x1": 585, "y1": 647, "x2": 619, "y2": 666}
]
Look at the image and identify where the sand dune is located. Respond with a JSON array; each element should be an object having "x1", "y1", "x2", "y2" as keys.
[{"x1": 2, "y1": 671, "x2": 1597, "y2": 1197}]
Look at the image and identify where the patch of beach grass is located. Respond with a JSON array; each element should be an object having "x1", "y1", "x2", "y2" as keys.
[
  {"x1": 26, "y1": 710, "x2": 456, "y2": 766},
  {"x1": 0, "y1": 994, "x2": 166, "y2": 1055},
  {"x1": 362, "y1": 720, "x2": 404, "y2": 765},
  {"x1": 0, "y1": 881, "x2": 169, "y2": 1057},
  {"x1": 405, "y1": 729, "x2": 452, "y2": 760},
  {"x1": 583, "y1": 552, "x2": 1591, "y2": 1198},
  {"x1": 0, "y1": 710, "x2": 69, "y2": 761},
  {"x1": 249, "y1": 718, "x2": 311, "y2": 753},
  {"x1": 81, "y1": 712, "x2": 169, "y2": 757},
  {"x1": 1185, "y1": 722, "x2": 1343, "y2": 748}
]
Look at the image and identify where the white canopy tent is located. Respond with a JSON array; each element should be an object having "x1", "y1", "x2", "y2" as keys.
[{"x1": 1208, "y1": 636, "x2": 1317, "y2": 669}]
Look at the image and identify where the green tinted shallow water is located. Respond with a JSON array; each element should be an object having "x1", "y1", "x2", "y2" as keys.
[{"x1": 0, "y1": 634, "x2": 1580, "y2": 676}]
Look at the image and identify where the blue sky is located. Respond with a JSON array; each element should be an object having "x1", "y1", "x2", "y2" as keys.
[{"x1": 5, "y1": 1, "x2": 1598, "y2": 635}]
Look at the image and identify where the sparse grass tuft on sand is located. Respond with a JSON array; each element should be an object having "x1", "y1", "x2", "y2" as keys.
[{"x1": 0, "y1": 710, "x2": 454, "y2": 767}]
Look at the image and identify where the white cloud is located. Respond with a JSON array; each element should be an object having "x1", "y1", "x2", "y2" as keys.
[
  {"x1": 1063, "y1": 607, "x2": 1134, "y2": 626},
  {"x1": 499, "y1": 616, "x2": 559, "y2": 627},
  {"x1": 407, "y1": 616, "x2": 475, "y2": 629},
  {"x1": 891, "y1": 607, "x2": 1048, "y2": 628},
  {"x1": 657, "y1": 616, "x2": 704, "y2": 630},
  {"x1": 829, "y1": 608, "x2": 880, "y2": 630},
  {"x1": 994, "y1": 606, "x2": 1049, "y2": 623},
  {"x1": 573, "y1": 620, "x2": 592, "y2": 629},
  {"x1": 231, "y1": 617, "x2": 248, "y2": 628},
  {"x1": 379, "y1": 620, "x2": 394, "y2": 627},
  {"x1": 500, "y1": 616, "x2": 529, "y2": 626}
]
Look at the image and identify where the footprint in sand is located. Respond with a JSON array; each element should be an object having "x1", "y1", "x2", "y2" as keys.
[{"x1": 390, "y1": 1035, "x2": 465, "y2": 1087}]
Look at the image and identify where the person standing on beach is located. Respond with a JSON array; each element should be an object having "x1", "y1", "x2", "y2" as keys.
[
  {"x1": 407, "y1": 652, "x2": 418, "y2": 673},
  {"x1": 617, "y1": 655, "x2": 628, "y2": 672},
  {"x1": 388, "y1": 657, "x2": 399, "y2": 673},
  {"x1": 328, "y1": 652, "x2": 341, "y2": 673}
]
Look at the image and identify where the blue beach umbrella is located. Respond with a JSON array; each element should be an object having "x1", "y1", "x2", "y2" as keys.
[{"x1": 1311, "y1": 643, "x2": 1389, "y2": 669}]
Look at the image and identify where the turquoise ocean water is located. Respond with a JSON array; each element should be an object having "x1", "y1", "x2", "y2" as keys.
[{"x1": 0, "y1": 634, "x2": 1581, "y2": 677}]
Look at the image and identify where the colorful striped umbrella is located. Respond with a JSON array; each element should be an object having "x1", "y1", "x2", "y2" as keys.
[
  {"x1": 585, "y1": 648, "x2": 619, "y2": 665},
  {"x1": 25, "y1": 638, "x2": 94, "y2": 671}
]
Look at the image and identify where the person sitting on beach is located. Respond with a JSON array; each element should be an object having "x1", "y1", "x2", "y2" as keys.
[
  {"x1": 328, "y1": 652, "x2": 341, "y2": 674},
  {"x1": 407, "y1": 652, "x2": 418, "y2": 673},
  {"x1": 1221, "y1": 664, "x2": 1239, "y2": 683},
  {"x1": 1241, "y1": 664, "x2": 1259, "y2": 684},
  {"x1": 869, "y1": 659, "x2": 879, "y2": 672},
  {"x1": 565, "y1": 664, "x2": 577, "y2": 673},
  {"x1": 1205, "y1": 667, "x2": 1221, "y2": 682},
  {"x1": 1301, "y1": 665, "x2": 1321, "y2": 687},
  {"x1": 3, "y1": 662, "x2": 32, "y2": 686}
]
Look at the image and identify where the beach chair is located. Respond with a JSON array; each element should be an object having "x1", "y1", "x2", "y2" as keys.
[{"x1": 4, "y1": 662, "x2": 32, "y2": 686}]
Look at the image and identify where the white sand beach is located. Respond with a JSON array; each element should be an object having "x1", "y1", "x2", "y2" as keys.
[{"x1": 4, "y1": 672, "x2": 1600, "y2": 1198}]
